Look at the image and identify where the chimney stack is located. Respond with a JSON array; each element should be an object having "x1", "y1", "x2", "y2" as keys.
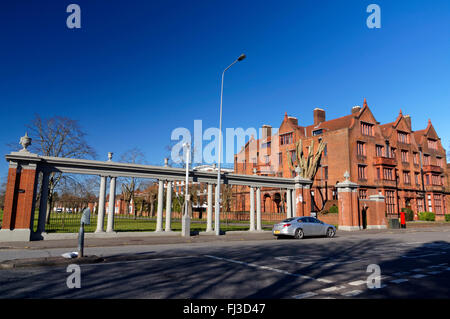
[
  {"x1": 404, "y1": 115, "x2": 411, "y2": 130},
  {"x1": 313, "y1": 108, "x2": 326, "y2": 125},
  {"x1": 261, "y1": 125, "x2": 272, "y2": 140},
  {"x1": 352, "y1": 105, "x2": 361, "y2": 114}
]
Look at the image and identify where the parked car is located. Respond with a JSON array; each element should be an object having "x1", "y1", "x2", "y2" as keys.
[
  {"x1": 56, "y1": 208, "x2": 63, "y2": 213},
  {"x1": 272, "y1": 216, "x2": 336, "y2": 239}
]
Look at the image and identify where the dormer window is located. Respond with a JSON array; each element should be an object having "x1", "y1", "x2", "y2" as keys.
[
  {"x1": 428, "y1": 139, "x2": 438, "y2": 150},
  {"x1": 397, "y1": 131, "x2": 410, "y2": 144},
  {"x1": 312, "y1": 129, "x2": 323, "y2": 136},
  {"x1": 361, "y1": 122, "x2": 374, "y2": 136}
]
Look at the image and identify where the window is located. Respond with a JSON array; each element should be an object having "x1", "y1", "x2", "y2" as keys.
[
  {"x1": 383, "y1": 168, "x2": 394, "y2": 180},
  {"x1": 280, "y1": 132, "x2": 293, "y2": 145},
  {"x1": 398, "y1": 131, "x2": 410, "y2": 144},
  {"x1": 423, "y1": 154, "x2": 430, "y2": 165},
  {"x1": 323, "y1": 145, "x2": 328, "y2": 157},
  {"x1": 403, "y1": 171, "x2": 411, "y2": 184},
  {"x1": 385, "y1": 191, "x2": 396, "y2": 214},
  {"x1": 278, "y1": 153, "x2": 282, "y2": 165},
  {"x1": 437, "y1": 157, "x2": 443, "y2": 168},
  {"x1": 323, "y1": 166, "x2": 328, "y2": 180},
  {"x1": 428, "y1": 194, "x2": 433, "y2": 212},
  {"x1": 415, "y1": 172, "x2": 420, "y2": 185},
  {"x1": 413, "y1": 152, "x2": 419, "y2": 165},
  {"x1": 390, "y1": 148, "x2": 397, "y2": 159},
  {"x1": 357, "y1": 142, "x2": 366, "y2": 156},
  {"x1": 261, "y1": 141, "x2": 271, "y2": 148},
  {"x1": 361, "y1": 122, "x2": 374, "y2": 136},
  {"x1": 417, "y1": 198, "x2": 424, "y2": 212},
  {"x1": 358, "y1": 165, "x2": 367, "y2": 180},
  {"x1": 359, "y1": 189, "x2": 367, "y2": 199},
  {"x1": 428, "y1": 139, "x2": 438, "y2": 150},
  {"x1": 376, "y1": 145, "x2": 384, "y2": 157},
  {"x1": 312, "y1": 129, "x2": 323, "y2": 136},
  {"x1": 401, "y1": 150, "x2": 409, "y2": 163},
  {"x1": 434, "y1": 195, "x2": 442, "y2": 214},
  {"x1": 425, "y1": 174, "x2": 430, "y2": 185},
  {"x1": 264, "y1": 155, "x2": 270, "y2": 164},
  {"x1": 290, "y1": 150, "x2": 297, "y2": 162},
  {"x1": 431, "y1": 174, "x2": 441, "y2": 186},
  {"x1": 376, "y1": 167, "x2": 381, "y2": 180}
]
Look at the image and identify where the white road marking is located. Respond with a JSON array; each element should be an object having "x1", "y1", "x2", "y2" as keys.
[
  {"x1": 426, "y1": 271, "x2": 442, "y2": 275},
  {"x1": 348, "y1": 280, "x2": 366, "y2": 286},
  {"x1": 205, "y1": 255, "x2": 333, "y2": 283},
  {"x1": 322, "y1": 285, "x2": 346, "y2": 292},
  {"x1": 341, "y1": 290, "x2": 363, "y2": 297},
  {"x1": 412, "y1": 268, "x2": 424, "y2": 272},
  {"x1": 293, "y1": 292, "x2": 318, "y2": 299}
]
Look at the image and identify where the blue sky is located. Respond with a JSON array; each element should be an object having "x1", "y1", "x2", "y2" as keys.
[{"x1": 0, "y1": 0, "x2": 449, "y2": 177}]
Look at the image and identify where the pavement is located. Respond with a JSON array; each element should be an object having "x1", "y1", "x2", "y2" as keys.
[{"x1": 0, "y1": 221, "x2": 449, "y2": 269}]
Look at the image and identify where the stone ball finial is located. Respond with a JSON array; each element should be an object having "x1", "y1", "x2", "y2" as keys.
[
  {"x1": 19, "y1": 132, "x2": 31, "y2": 152},
  {"x1": 344, "y1": 171, "x2": 350, "y2": 181}
]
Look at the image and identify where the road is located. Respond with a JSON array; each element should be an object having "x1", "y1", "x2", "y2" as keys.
[{"x1": 0, "y1": 228, "x2": 449, "y2": 299}]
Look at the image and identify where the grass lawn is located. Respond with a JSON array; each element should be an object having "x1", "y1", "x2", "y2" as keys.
[{"x1": 1, "y1": 210, "x2": 273, "y2": 233}]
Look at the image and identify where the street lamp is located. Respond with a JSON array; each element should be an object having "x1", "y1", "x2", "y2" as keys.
[
  {"x1": 183, "y1": 142, "x2": 190, "y2": 213},
  {"x1": 215, "y1": 53, "x2": 246, "y2": 236}
]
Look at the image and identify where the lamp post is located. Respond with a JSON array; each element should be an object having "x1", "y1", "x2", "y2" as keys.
[
  {"x1": 182, "y1": 142, "x2": 191, "y2": 237},
  {"x1": 183, "y1": 142, "x2": 190, "y2": 213},
  {"x1": 215, "y1": 53, "x2": 246, "y2": 236}
]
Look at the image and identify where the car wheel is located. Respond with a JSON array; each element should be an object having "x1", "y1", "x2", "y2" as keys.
[
  {"x1": 294, "y1": 228, "x2": 304, "y2": 239},
  {"x1": 326, "y1": 227, "x2": 335, "y2": 238}
]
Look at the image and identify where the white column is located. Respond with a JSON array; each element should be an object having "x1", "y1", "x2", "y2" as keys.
[
  {"x1": 206, "y1": 183, "x2": 213, "y2": 232},
  {"x1": 36, "y1": 171, "x2": 50, "y2": 234},
  {"x1": 106, "y1": 176, "x2": 116, "y2": 232},
  {"x1": 165, "y1": 181, "x2": 173, "y2": 232},
  {"x1": 286, "y1": 189, "x2": 292, "y2": 219},
  {"x1": 249, "y1": 187, "x2": 256, "y2": 231},
  {"x1": 256, "y1": 187, "x2": 262, "y2": 231},
  {"x1": 156, "y1": 179, "x2": 164, "y2": 232},
  {"x1": 291, "y1": 190, "x2": 296, "y2": 217},
  {"x1": 95, "y1": 176, "x2": 107, "y2": 233}
]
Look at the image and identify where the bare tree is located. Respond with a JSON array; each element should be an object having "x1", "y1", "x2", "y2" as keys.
[
  {"x1": 118, "y1": 147, "x2": 146, "y2": 218},
  {"x1": 12, "y1": 115, "x2": 97, "y2": 223}
]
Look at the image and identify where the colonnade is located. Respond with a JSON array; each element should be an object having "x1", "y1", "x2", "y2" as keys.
[{"x1": 95, "y1": 177, "x2": 297, "y2": 233}]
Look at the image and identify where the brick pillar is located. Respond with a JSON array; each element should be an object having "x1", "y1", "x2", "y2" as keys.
[
  {"x1": 0, "y1": 161, "x2": 38, "y2": 242},
  {"x1": 336, "y1": 174, "x2": 360, "y2": 231},
  {"x1": 369, "y1": 194, "x2": 387, "y2": 229}
]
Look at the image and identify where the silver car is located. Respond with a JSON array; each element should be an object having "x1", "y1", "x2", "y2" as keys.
[{"x1": 272, "y1": 216, "x2": 336, "y2": 239}]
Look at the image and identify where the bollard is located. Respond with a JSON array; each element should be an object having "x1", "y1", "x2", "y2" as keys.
[
  {"x1": 78, "y1": 223, "x2": 85, "y2": 258},
  {"x1": 78, "y1": 207, "x2": 91, "y2": 258}
]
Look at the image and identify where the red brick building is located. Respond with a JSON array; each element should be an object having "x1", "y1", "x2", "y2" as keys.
[{"x1": 233, "y1": 99, "x2": 448, "y2": 221}]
